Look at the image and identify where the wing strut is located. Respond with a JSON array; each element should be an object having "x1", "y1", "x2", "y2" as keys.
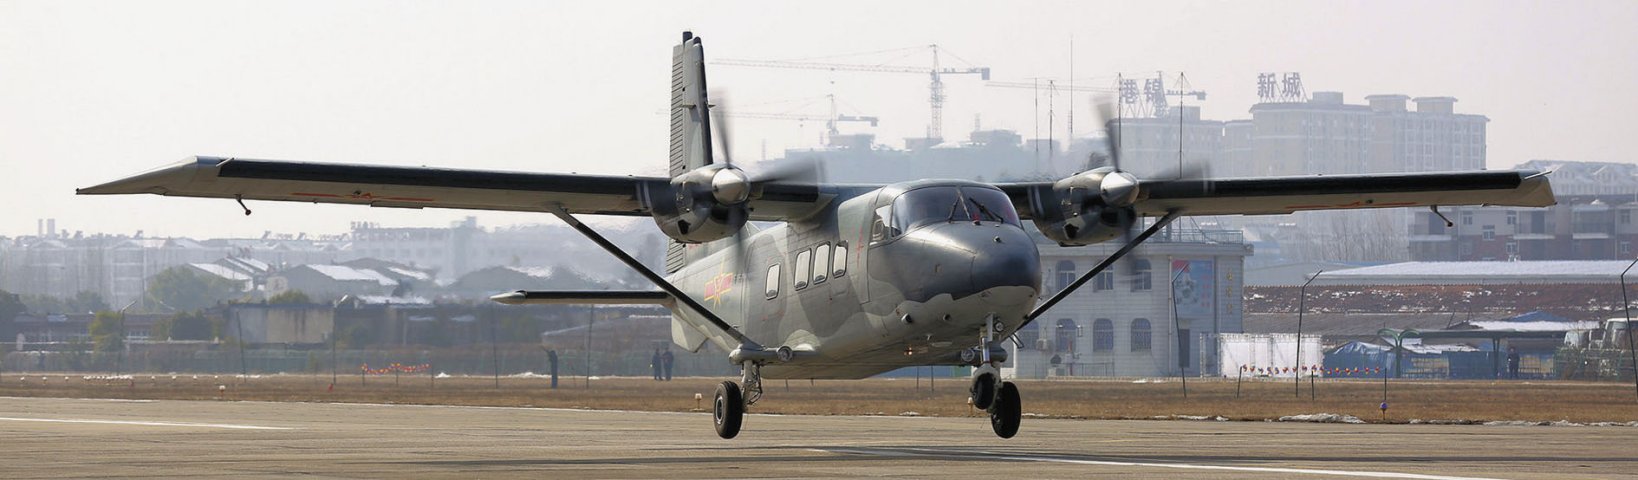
[
  {"x1": 1020, "y1": 210, "x2": 1182, "y2": 328},
  {"x1": 544, "y1": 206, "x2": 761, "y2": 349}
]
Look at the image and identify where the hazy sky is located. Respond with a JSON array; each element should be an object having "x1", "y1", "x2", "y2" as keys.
[{"x1": 2, "y1": 0, "x2": 1633, "y2": 239}]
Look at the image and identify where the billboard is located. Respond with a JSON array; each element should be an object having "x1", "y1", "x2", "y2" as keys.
[{"x1": 1170, "y1": 259, "x2": 1215, "y2": 318}]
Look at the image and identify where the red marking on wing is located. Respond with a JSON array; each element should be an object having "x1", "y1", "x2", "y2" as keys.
[
  {"x1": 1283, "y1": 201, "x2": 1419, "y2": 210},
  {"x1": 290, "y1": 193, "x2": 434, "y2": 202}
]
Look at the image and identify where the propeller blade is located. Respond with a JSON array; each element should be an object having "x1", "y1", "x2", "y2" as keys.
[
  {"x1": 709, "y1": 90, "x2": 734, "y2": 166},
  {"x1": 748, "y1": 155, "x2": 823, "y2": 185},
  {"x1": 1092, "y1": 93, "x2": 1121, "y2": 171}
]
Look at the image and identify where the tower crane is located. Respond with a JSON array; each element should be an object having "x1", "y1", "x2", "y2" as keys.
[
  {"x1": 717, "y1": 94, "x2": 879, "y2": 147},
  {"x1": 714, "y1": 45, "x2": 990, "y2": 141}
]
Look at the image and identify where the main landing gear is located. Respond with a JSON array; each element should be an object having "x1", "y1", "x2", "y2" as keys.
[
  {"x1": 969, "y1": 315, "x2": 1021, "y2": 438},
  {"x1": 714, "y1": 363, "x2": 763, "y2": 439}
]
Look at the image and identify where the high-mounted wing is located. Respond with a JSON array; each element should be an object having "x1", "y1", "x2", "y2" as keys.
[
  {"x1": 1000, "y1": 169, "x2": 1553, "y2": 220},
  {"x1": 77, "y1": 156, "x2": 662, "y2": 215},
  {"x1": 1132, "y1": 170, "x2": 1555, "y2": 216},
  {"x1": 77, "y1": 156, "x2": 825, "y2": 220}
]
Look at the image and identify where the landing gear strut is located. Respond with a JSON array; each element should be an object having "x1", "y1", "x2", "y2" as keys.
[
  {"x1": 714, "y1": 362, "x2": 763, "y2": 439},
  {"x1": 968, "y1": 314, "x2": 1021, "y2": 438}
]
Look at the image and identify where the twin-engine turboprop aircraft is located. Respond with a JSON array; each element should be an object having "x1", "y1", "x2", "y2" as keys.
[{"x1": 80, "y1": 31, "x2": 1555, "y2": 439}]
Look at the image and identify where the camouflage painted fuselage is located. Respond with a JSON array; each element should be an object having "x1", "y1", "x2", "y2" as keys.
[{"x1": 666, "y1": 180, "x2": 1042, "y2": 379}]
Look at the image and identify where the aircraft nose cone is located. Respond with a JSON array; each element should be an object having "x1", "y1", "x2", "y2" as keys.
[
  {"x1": 872, "y1": 223, "x2": 1039, "y2": 303},
  {"x1": 970, "y1": 227, "x2": 1040, "y2": 293}
]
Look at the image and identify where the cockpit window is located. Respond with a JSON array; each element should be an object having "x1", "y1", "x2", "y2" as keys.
[
  {"x1": 886, "y1": 186, "x2": 1020, "y2": 236},
  {"x1": 961, "y1": 187, "x2": 1021, "y2": 226}
]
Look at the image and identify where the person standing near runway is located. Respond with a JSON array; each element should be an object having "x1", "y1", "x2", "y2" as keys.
[
  {"x1": 651, "y1": 349, "x2": 663, "y2": 381},
  {"x1": 1507, "y1": 347, "x2": 1520, "y2": 379},
  {"x1": 661, "y1": 349, "x2": 674, "y2": 381}
]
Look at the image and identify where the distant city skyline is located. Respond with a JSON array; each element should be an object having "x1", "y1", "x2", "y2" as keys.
[{"x1": 4, "y1": 0, "x2": 1635, "y2": 238}]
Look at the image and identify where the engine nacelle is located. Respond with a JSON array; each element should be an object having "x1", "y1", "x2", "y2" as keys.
[
  {"x1": 648, "y1": 165, "x2": 750, "y2": 244},
  {"x1": 1029, "y1": 167, "x2": 1140, "y2": 246}
]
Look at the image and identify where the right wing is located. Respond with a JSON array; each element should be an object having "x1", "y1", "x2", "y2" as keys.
[{"x1": 78, "y1": 156, "x2": 824, "y2": 219}]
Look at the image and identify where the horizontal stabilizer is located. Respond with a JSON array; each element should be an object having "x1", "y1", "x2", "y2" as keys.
[{"x1": 489, "y1": 290, "x2": 672, "y2": 306}]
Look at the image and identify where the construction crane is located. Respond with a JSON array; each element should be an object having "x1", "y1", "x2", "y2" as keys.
[
  {"x1": 986, "y1": 80, "x2": 1115, "y2": 93},
  {"x1": 714, "y1": 45, "x2": 990, "y2": 141},
  {"x1": 718, "y1": 94, "x2": 879, "y2": 146}
]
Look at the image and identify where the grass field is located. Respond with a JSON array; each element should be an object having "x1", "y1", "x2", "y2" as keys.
[{"x1": 3, "y1": 373, "x2": 1636, "y2": 424}]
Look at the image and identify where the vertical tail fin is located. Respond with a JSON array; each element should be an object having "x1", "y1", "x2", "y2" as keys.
[
  {"x1": 667, "y1": 31, "x2": 713, "y2": 273},
  {"x1": 669, "y1": 31, "x2": 714, "y2": 178}
]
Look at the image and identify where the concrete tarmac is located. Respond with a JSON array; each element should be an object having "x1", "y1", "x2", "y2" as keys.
[{"x1": 0, "y1": 396, "x2": 1632, "y2": 479}]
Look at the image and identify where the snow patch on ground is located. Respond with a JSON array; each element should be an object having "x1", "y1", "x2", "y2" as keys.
[
  {"x1": 899, "y1": 411, "x2": 920, "y2": 417},
  {"x1": 1278, "y1": 413, "x2": 1365, "y2": 424}
]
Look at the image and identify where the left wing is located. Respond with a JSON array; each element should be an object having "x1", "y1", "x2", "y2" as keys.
[
  {"x1": 999, "y1": 169, "x2": 1554, "y2": 218},
  {"x1": 78, "y1": 156, "x2": 823, "y2": 219}
]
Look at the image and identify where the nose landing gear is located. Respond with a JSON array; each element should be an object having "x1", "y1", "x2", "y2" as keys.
[{"x1": 968, "y1": 314, "x2": 1022, "y2": 438}]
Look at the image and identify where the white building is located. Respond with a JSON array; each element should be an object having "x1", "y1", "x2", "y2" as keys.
[{"x1": 1005, "y1": 227, "x2": 1249, "y2": 378}]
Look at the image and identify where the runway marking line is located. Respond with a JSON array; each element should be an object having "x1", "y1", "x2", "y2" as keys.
[
  {"x1": 0, "y1": 417, "x2": 292, "y2": 430},
  {"x1": 818, "y1": 447, "x2": 1506, "y2": 480}
]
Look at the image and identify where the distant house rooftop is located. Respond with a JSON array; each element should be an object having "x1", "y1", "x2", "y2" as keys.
[{"x1": 1313, "y1": 261, "x2": 1635, "y2": 285}]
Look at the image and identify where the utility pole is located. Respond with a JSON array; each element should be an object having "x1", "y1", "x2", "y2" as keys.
[
  {"x1": 1297, "y1": 270, "x2": 1323, "y2": 398},
  {"x1": 1620, "y1": 258, "x2": 1638, "y2": 402}
]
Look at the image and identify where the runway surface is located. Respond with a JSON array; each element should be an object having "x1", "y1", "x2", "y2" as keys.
[{"x1": 0, "y1": 396, "x2": 1632, "y2": 479}]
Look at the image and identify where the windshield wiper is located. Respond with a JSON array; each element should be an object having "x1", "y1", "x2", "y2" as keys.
[
  {"x1": 947, "y1": 198, "x2": 968, "y2": 223},
  {"x1": 968, "y1": 197, "x2": 1000, "y2": 222}
]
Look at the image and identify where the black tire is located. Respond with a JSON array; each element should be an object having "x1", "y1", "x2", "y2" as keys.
[
  {"x1": 989, "y1": 381, "x2": 1021, "y2": 439},
  {"x1": 971, "y1": 373, "x2": 997, "y2": 410},
  {"x1": 713, "y1": 381, "x2": 744, "y2": 439}
]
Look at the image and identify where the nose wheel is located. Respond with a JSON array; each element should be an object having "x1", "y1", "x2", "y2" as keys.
[
  {"x1": 989, "y1": 381, "x2": 1021, "y2": 438},
  {"x1": 969, "y1": 314, "x2": 1020, "y2": 438}
]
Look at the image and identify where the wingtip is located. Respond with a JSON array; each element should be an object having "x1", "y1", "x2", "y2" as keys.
[
  {"x1": 76, "y1": 156, "x2": 224, "y2": 196},
  {"x1": 489, "y1": 290, "x2": 527, "y2": 305}
]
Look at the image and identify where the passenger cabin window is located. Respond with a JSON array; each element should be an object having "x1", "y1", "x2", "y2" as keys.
[
  {"x1": 831, "y1": 243, "x2": 848, "y2": 277},
  {"x1": 793, "y1": 249, "x2": 812, "y2": 290},
  {"x1": 764, "y1": 264, "x2": 781, "y2": 300},
  {"x1": 812, "y1": 243, "x2": 830, "y2": 285}
]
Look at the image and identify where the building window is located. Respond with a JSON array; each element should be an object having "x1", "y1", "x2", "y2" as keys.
[
  {"x1": 1131, "y1": 259, "x2": 1152, "y2": 291},
  {"x1": 1506, "y1": 211, "x2": 1517, "y2": 225},
  {"x1": 1093, "y1": 319, "x2": 1114, "y2": 351},
  {"x1": 1055, "y1": 260, "x2": 1076, "y2": 292},
  {"x1": 1624, "y1": 242, "x2": 1632, "y2": 255},
  {"x1": 1461, "y1": 211, "x2": 1472, "y2": 226},
  {"x1": 1093, "y1": 271, "x2": 1114, "y2": 291},
  {"x1": 1507, "y1": 242, "x2": 1518, "y2": 254},
  {"x1": 1054, "y1": 319, "x2": 1077, "y2": 353},
  {"x1": 1623, "y1": 210, "x2": 1632, "y2": 225},
  {"x1": 1130, "y1": 318, "x2": 1152, "y2": 351},
  {"x1": 764, "y1": 264, "x2": 781, "y2": 300},
  {"x1": 1482, "y1": 225, "x2": 1495, "y2": 241}
]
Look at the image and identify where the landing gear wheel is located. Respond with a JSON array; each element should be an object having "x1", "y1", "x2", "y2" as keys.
[
  {"x1": 713, "y1": 381, "x2": 744, "y2": 439},
  {"x1": 971, "y1": 372, "x2": 997, "y2": 410},
  {"x1": 989, "y1": 381, "x2": 1021, "y2": 439}
]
